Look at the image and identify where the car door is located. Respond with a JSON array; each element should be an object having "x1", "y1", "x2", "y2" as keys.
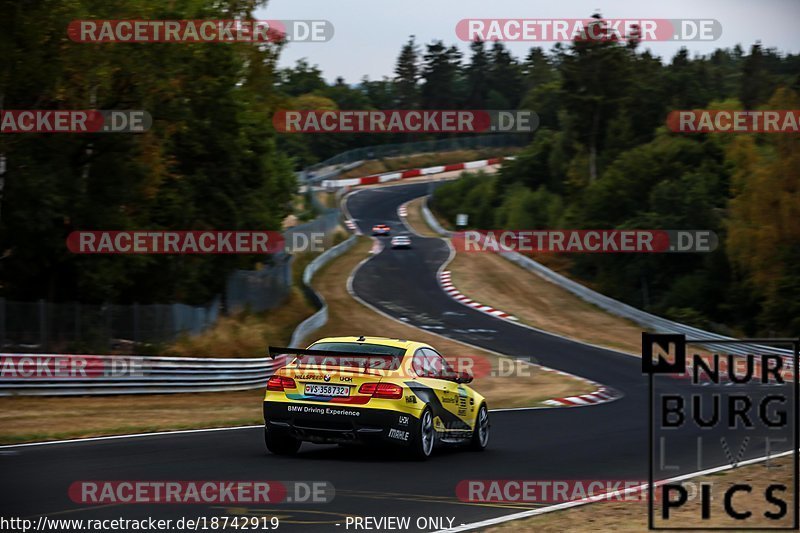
[{"x1": 411, "y1": 348, "x2": 471, "y2": 436}]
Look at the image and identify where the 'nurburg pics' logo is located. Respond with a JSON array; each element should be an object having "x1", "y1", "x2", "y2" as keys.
[{"x1": 642, "y1": 333, "x2": 686, "y2": 374}]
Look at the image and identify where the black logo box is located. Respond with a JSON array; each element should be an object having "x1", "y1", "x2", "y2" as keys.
[{"x1": 643, "y1": 333, "x2": 799, "y2": 530}]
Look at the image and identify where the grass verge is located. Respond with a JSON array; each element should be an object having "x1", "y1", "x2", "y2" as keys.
[
  {"x1": 166, "y1": 288, "x2": 315, "y2": 358},
  {"x1": 404, "y1": 197, "x2": 440, "y2": 238},
  {"x1": 0, "y1": 390, "x2": 265, "y2": 445},
  {"x1": 406, "y1": 199, "x2": 644, "y2": 355}
]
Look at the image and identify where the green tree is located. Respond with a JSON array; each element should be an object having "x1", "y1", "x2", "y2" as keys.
[
  {"x1": 464, "y1": 40, "x2": 490, "y2": 108},
  {"x1": 488, "y1": 42, "x2": 523, "y2": 108},
  {"x1": 0, "y1": 0, "x2": 295, "y2": 305},
  {"x1": 420, "y1": 41, "x2": 463, "y2": 109},
  {"x1": 394, "y1": 36, "x2": 420, "y2": 108},
  {"x1": 559, "y1": 14, "x2": 632, "y2": 182}
]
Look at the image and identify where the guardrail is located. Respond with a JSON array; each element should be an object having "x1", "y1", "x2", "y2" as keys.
[
  {"x1": 299, "y1": 160, "x2": 364, "y2": 185},
  {"x1": 421, "y1": 198, "x2": 794, "y2": 358},
  {"x1": 289, "y1": 235, "x2": 358, "y2": 348},
  {"x1": 0, "y1": 353, "x2": 288, "y2": 396}
]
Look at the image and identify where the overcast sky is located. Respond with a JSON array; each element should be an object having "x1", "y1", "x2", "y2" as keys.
[{"x1": 255, "y1": 0, "x2": 799, "y2": 83}]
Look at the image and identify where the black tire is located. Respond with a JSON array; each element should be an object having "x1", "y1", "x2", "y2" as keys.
[
  {"x1": 264, "y1": 426, "x2": 301, "y2": 456},
  {"x1": 469, "y1": 404, "x2": 489, "y2": 451},
  {"x1": 409, "y1": 408, "x2": 435, "y2": 460}
]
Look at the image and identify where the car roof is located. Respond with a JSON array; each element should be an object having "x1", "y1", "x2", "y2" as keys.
[{"x1": 310, "y1": 335, "x2": 429, "y2": 353}]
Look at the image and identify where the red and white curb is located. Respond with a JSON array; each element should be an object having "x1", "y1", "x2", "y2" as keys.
[
  {"x1": 538, "y1": 366, "x2": 620, "y2": 407},
  {"x1": 437, "y1": 270, "x2": 619, "y2": 408},
  {"x1": 344, "y1": 219, "x2": 361, "y2": 235},
  {"x1": 398, "y1": 204, "x2": 408, "y2": 218},
  {"x1": 438, "y1": 271, "x2": 518, "y2": 321},
  {"x1": 323, "y1": 157, "x2": 511, "y2": 189}
]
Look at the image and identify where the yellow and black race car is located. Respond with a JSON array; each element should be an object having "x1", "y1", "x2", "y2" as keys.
[{"x1": 264, "y1": 336, "x2": 489, "y2": 459}]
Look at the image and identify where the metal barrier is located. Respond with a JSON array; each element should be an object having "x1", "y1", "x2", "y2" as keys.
[
  {"x1": 300, "y1": 160, "x2": 364, "y2": 185},
  {"x1": 421, "y1": 198, "x2": 793, "y2": 358},
  {"x1": 289, "y1": 235, "x2": 358, "y2": 348},
  {"x1": 0, "y1": 353, "x2": 288, "y2": 396}
]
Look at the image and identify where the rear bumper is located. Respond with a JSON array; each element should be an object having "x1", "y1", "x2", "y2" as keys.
[{"x1": 264, "y1": 401, "x2": 417, "y2": 446}]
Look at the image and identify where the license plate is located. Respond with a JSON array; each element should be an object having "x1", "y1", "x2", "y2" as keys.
[{"x1": 304, "y1": 383, "x2": 350, "y2": 397}]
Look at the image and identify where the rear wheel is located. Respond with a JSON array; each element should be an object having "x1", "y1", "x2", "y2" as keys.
[
  {"x1": 264, "y1": 426, "x2": 301, "y2": 456},
  {"x1": 410, "y1": 408, "x2": 435, "y2": 460},
  {"x1": 470, "y1": 404, "x2": 489, "y2": 451}
]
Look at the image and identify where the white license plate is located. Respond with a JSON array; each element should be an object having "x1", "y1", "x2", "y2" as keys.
[{"x1": 304, "y1": 383, "x2": 350, "y2": 397}]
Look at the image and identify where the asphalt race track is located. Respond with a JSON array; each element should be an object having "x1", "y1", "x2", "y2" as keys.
[{"x1": 0, "y1": 181, "x2": 795, "y2": 532}]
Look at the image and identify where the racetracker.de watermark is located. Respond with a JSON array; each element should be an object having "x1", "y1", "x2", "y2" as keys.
[
  {"x1": 273, "y1": 110, "x2": 538, "y2": 133},
  {"x1": 66, "y1": 231, "x2": 342, "y2": 254},
  {"x1": 0, "y1": 110, "x2": 151, "y2": 133},
  {"x1": 67, "y1": 231, "x2": 285, "y2": 254},
  {"x1": 67, "y1": 20, "x2": 334, "y2": 43},
  {"x1": 68, "y1": 481, "x2": 334, "y2": 504},
  {"x1": 455, "y1": 479, "x2": 718, "y2": 503},
  {"x1": 0, "y1": 354, "x2": 144, "y2": 378},
  {"x1": 668, "y1": 110, "x2": 800, "y2": 133},
  {"x1": 274, "y1": 350, "x2": 538, "y2": 379},
  {"x1": 452, "y1": 230, "x2": 718, "y2": 253},
  {"x1": 456, "y1": 19, "x2": 721, "y2": 42}
]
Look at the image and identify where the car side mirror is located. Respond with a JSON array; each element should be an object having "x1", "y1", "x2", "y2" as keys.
[{"x1": 454, "y1": 371, "x2": 473, "y2": 384}]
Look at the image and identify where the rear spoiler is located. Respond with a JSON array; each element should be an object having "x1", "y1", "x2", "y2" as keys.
[
  {"x1": 268, "y1": 346, "x2": 403, "y2": 360},
  {"x1": 267, "y1": 346, "x2": 403, "y2": 373}
]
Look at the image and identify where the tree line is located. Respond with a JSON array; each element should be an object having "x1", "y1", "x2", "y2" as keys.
[
  {"x1": 274, "y1": 36, "x2": 539, "y2": 167},
  {"x1": 1, "y1": 0, "x2": 294, "y2": 305},
  {"x1": 432, "y1": 17, "x2": 800, "y2": 337}
]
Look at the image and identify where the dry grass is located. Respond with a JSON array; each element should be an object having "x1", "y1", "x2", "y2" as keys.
[
  {"x1": 303, "y1": 237, "x2": 595, "y2": 408},
  {"x1": 0, "y1": 390, "x2": 265, "y2": 444},
  {"x1": 485, "y1": 455, "x2": 795, "y2": 531},
  {"x1": 165, "y1": 288, "x2": 315, "y2": 357},
  {"x1": 403, "y1": 197, "x2": 441, "y2": 238},
  {"x1": 315, "y1": 191, "x2": 338, "y2": 209},
  {"x1": 448, "y1": 252, "x2": 645, "y2": 355},
  {"x1": 407, "y1": 197, "x2": 643, "y2": 355}
]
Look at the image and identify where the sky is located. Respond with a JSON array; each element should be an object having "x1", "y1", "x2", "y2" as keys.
[{"x1": 255, "y1": 0, "x2": 800, "y2": 83}]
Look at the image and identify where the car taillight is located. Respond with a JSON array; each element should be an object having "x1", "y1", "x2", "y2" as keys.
[
  {"x1": 267, "y1": 375, "x2": 296, "y2": 391},
  {"x1": 358, "y1": 382, "x2": 403, "y2": 399}
]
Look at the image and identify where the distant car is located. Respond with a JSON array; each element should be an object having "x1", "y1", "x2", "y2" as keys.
[
  {"x1": 372, "y1": 224, "x2": 391, "y2": 236},
  {"x1": 391, "y1": 236, "x2": 411, "y2": 249},
  {"x1": 265, "y1": 336, "x2": 488, "y2": 459}
]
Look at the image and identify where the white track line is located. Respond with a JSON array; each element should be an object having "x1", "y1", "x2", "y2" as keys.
[
  {"x1": 436, "y1": 448, "x2": 799, "y2": 532},
  {"x1": 0, "y1": 425, "x2": 263, "y2": 449},
  {"x1": 345, "y1": 191, "x2": 620, "y2": 409}
]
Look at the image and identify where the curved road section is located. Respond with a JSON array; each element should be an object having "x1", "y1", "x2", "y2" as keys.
[{"x1": 0, "y1": 181, "x2": 793, "y2": 532}]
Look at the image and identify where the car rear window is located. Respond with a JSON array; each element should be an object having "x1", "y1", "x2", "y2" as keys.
[{"x1": 298, "y1": 342, "x2": 406, "y2": 370}]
